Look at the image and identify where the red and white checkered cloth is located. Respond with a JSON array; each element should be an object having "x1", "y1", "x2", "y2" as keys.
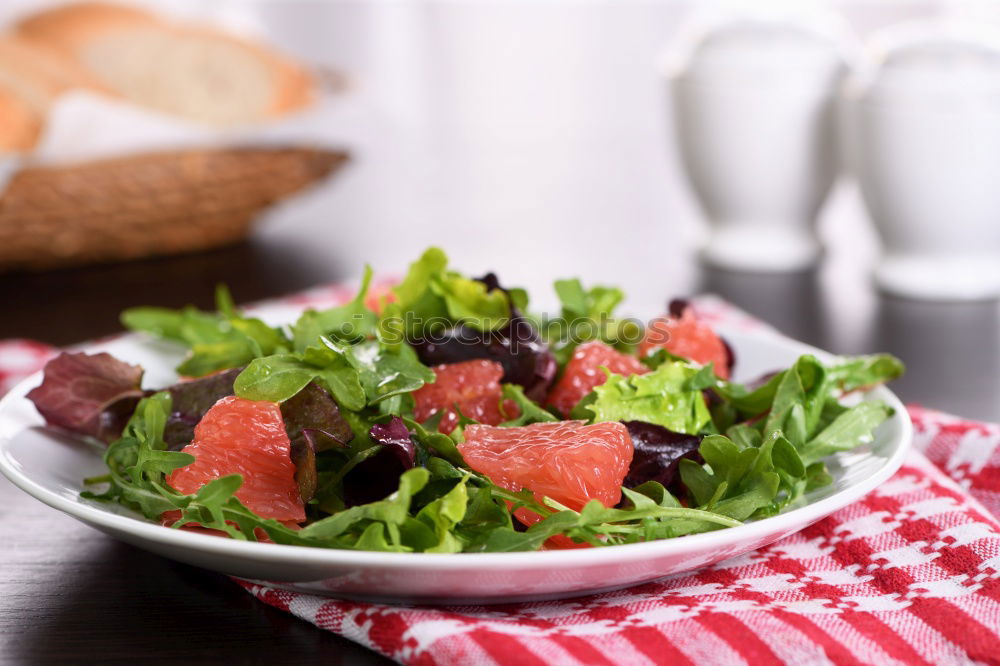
[{"x1": 4, "y1": 292, "x2": 1000, "y2": 666}]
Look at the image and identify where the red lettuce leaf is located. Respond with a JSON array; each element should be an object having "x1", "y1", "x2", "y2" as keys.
[
  {"x1": 281, "y1": 382, "x2": 354, "y2": 502},
  {"x1": 668, "y1": 298, "x2": 689, "y2": 319},
  {"x1": 162, "y1": 368, "x2": 242, "y2": 450},
  {"x1": 369, "y1": 417, "x2": 415, "y2": 465},
  {"x1": 280, "y1": 382, "x2": 354, "y2": 453},
  {"x1": 342, "y1": 417, "x2": 416, "y2": 506},
  {"x1": 27, "y1": 352, "x2": 145, "y2": 443},
  {"x1": 623, "y1": 420, "x2": 703, "y2": 490}
]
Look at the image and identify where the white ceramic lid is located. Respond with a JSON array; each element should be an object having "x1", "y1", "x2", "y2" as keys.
[
  {"x1": 853, "y1": 22, "x2": 1000, "y2": 109},
  {"x1": 667, "y1": 10, "x2": 851, "y2": 87}
]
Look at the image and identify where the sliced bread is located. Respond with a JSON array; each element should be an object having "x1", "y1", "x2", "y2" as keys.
[
  {"x1": 0, "y1": 36, "x2": 93, "y2": 151},
  {"x1": 15, "y1": 2, "x2": 314, "y2": 126}
]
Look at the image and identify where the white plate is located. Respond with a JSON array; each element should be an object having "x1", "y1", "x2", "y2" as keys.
[{"x1": 0, "y1": 324, "x2": 911, "y2": 605}]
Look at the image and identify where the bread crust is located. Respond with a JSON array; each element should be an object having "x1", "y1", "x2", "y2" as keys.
[
  {"x1": 0, "y1": 36, "x2": 98, "y2": 151},
  {"x1": 15, "y1": 3, "x2": 160, "y2": 50},
  {"x1": 0, "y1": 87, "x2": 40, "y2": 152},
  {"x1": 15, "y1": 2, "x2": 314, "y2": 122}
]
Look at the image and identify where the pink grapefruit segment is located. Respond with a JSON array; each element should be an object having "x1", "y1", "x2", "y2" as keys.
[
  {"x1": 412, "y1": 359, "x2": 515, "y2": 434},
  {"x1": 166, "y1": 395, "x2": 306, "y2": 523},
  {"x1": 639, "y1": 307, "x2": 730, "y2": 379},
  {"x1": 458, "y1": 420, "x2": 633, "y2": 532},
  {"x1": 546, "y1": 341, "x2": 649, "y2": 415}
]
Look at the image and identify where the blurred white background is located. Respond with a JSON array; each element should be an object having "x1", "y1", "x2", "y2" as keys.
[{"x1": 2, "y1": 0, "x2": 991, "y2": 321}]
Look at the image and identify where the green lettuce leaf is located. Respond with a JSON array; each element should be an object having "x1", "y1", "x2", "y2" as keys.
[
  {"x1": 388, "y1": 246, "x2": 511, "y2": 333},
  {"x1": 587, "y1": 361, "x2": 711, "y2": 434}
]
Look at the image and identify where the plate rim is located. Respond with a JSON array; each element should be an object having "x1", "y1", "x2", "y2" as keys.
[{"x1": 0, "y1": 325, "x2": 912, "y2": 572}]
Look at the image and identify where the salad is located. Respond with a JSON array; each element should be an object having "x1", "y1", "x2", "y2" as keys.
[{"x1": 26, "y1": 248, "x2": 903, "y2": 553}]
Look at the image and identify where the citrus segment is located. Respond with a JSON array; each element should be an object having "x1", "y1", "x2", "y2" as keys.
[
  {"x1": 639, "y1": 308, "x2": 731, "y2": 379},
  {"x1": 546, "y1": 341, "x2": 649, "y2": 415},
  {"x1": 166, "y1": 395, "x2": 305, "y2": 523},
  {"x1": 458, "y1": 420, "x2": 633, "y2": 531},
  {"x1": 412, "y1": 359, "x2": 513, "y2": 433}
]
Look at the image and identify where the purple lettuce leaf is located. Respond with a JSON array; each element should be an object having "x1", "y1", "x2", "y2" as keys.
[
  {"x1": 281, "y1": 382, "x2": 355, "y2": 502},
  {"x1": 623, "y1": 420, "x2": 703, "y2": 489},
  {"x1": 280, "y1": 382, "x2": 354, "y2": 453},
  {"x1": 410, "y1": 273, "x2": 556, "y2": 401},
  {"x1": 291, "y1": 440, "x2": 317, "y2": 505},
  {"x1": 720, "y1": 337, "x2": 736, "y2": 377},
  {"x1": 668, "y1": 298, "x2": 689, "y2": 319},
  {"x1": 342, "y1": 417, "x2": 416, "y2": 506},
  {"x1": 27, "y1": 352, "x2": 146, "y2": 443},
  {"x1": 162, "y1": 368, "x2": 242, "y2": 450}
]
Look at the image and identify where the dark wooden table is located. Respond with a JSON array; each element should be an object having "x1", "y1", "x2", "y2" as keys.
[
  {"x1": 0, "y1": 245, "x2": 390, "y2": 665},
  {"x1": 1, "y1": 3, "x2": 991, "y2": 663}
]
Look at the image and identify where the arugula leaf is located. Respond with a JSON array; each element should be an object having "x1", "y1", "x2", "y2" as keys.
[
  {"x1": 234, "y1": 337, "x2": 365, "y2": 411},
  {"x1": 545, "y1": 278, "x2": 640, "y2": 364},
  {"x1": 476, "y1": 497, "x2": 741, "y2": 551},
  {"x1": 122, "y1": 287, "x2": 291, "y2": 377},
  {"x1": 498, "y1": 384, "x2": 558, "y2": 427},
  {"x1": 761, "y1": 355, "x2": 828, "y2": 447},
  {"x1": 119, "y1": 305, "x2": 219, "y2": 345},
  {"x1": 713, "y1": 353, "x2": 904, "y2": 419},
  {"x1": 301, "y1": 340, "x2": 368, "y2": 411},
  {"x1": 588, "y1": 361, "x2": 711, "y2": 435},
  {"x1": 679, "y1": 431, "x2": 805, "y2": 520},
  {"x1": 685, "y1": 363, "x2": 719, "y2": 391},
  {"x1": 403, "y1": 417, "x2": 466, "y2": 467},
  {"x1": 96, "y1": 392, "x2": 195, "y2": 518},
  {"x1": 234, "y1": 355, "x2": 319, "y2": 403},
  {"x1": 174, "y1": 341, "x2": 258, "y2": 379},
  {"x1": 827, "y1": 354, "x2": 905, "y2": 392},
  {"x1": 292, "y1": 266, "x2": 378, "y2": 350},
  {"x1": 799, "y1": 401, "x2": 891, "y2": 465},
  {"x1": 554, "y1": 279, "x2": 624, "y2": 321},
  {"x1": 344, "y1": 340, "x2": 435, "y2": 406},
  {"x1": 451, "y1": 485, "x2": 513, "y2": 549},
  {"x1": 299, "y1": 468, "x2": 430, "y2": 551}
]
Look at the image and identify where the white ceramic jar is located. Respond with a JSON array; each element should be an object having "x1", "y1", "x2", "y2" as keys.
[
  {"x1": 844, "y1": 23, "x2": 1000, "y2": 300},
  {"x1": 667, "y1": 15, "x2": 849, "y2": 272}
]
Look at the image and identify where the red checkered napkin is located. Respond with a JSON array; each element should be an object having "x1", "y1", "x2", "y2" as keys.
[{"x1": 4, "y1": 293, "x2": 1000, "y2": 666}]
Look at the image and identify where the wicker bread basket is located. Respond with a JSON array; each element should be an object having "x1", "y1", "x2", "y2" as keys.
[{"x1": 0, "y1": 146, "x2": 347, "y2": 272}]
